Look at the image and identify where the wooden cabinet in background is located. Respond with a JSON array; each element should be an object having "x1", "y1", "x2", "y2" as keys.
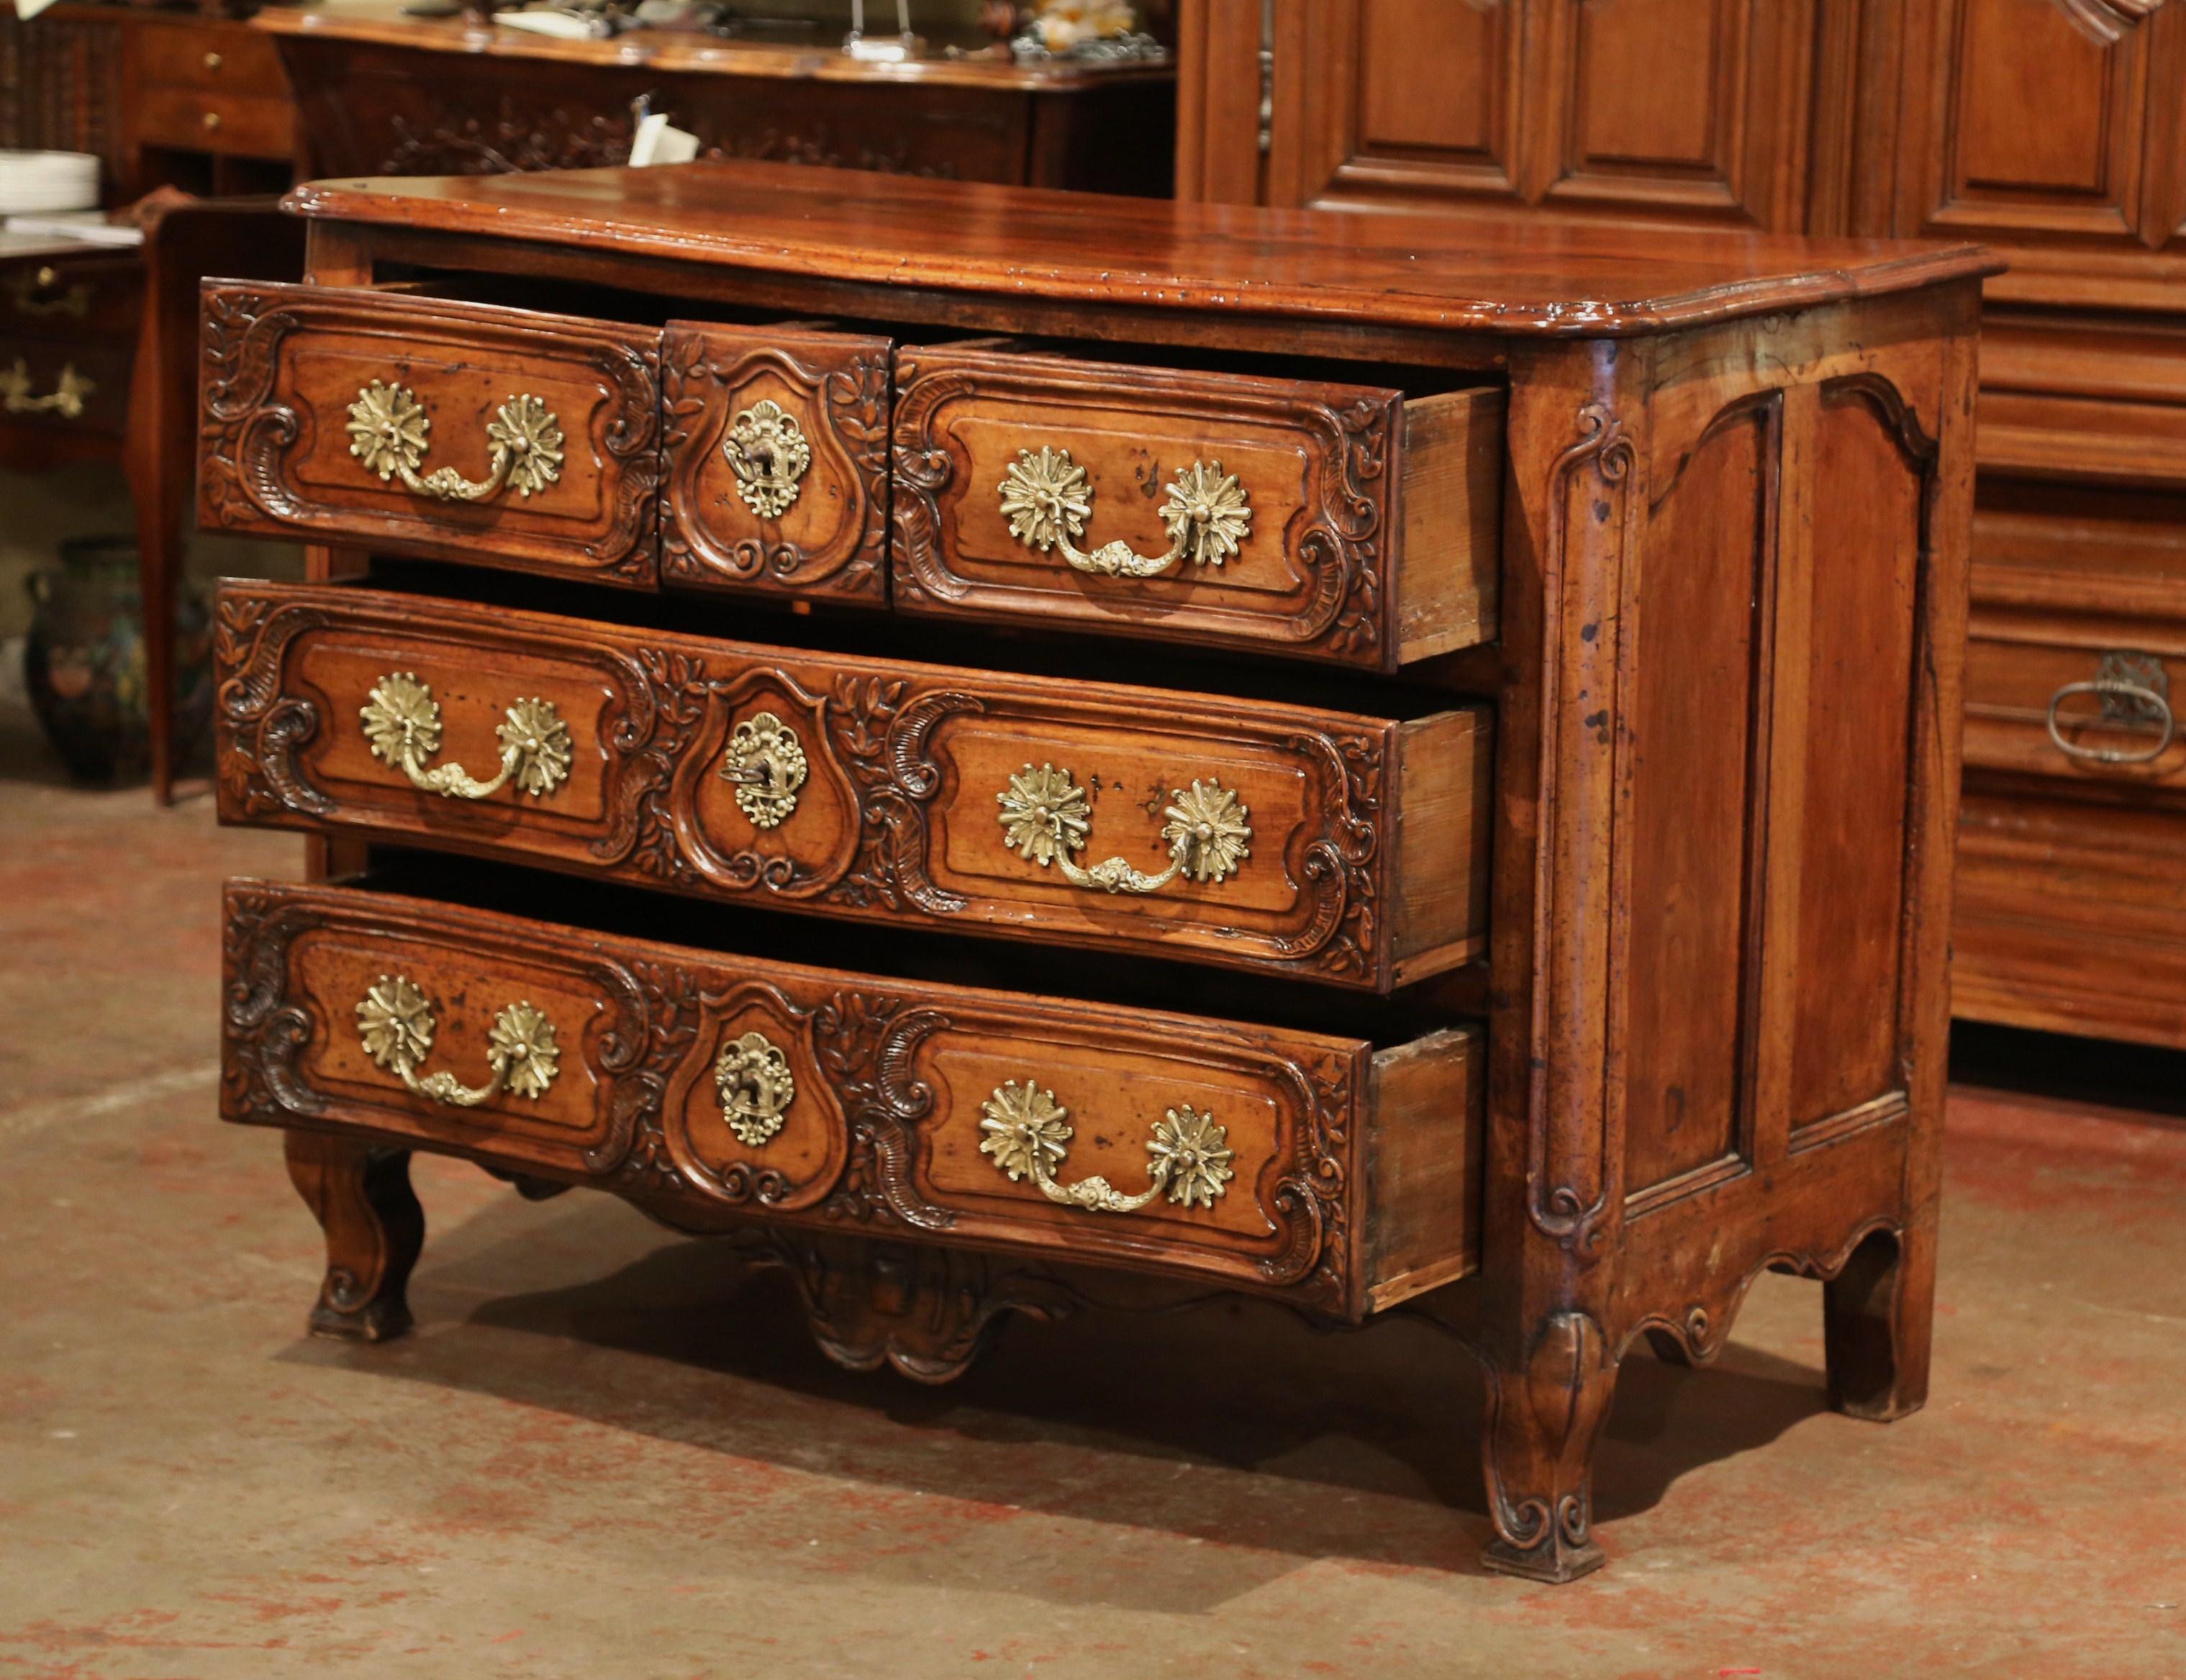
[{"x1": 1179, "y1": 0, "x2": 2186, "y2": 1051}]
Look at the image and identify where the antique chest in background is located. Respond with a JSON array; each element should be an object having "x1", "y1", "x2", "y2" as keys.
[
  {"x1": 201, "y1": 163, "x2": 1990, "y2": 1580},
  {"x1": 1178, "y1": 0, "x2": 2186, "y2": 1050}
]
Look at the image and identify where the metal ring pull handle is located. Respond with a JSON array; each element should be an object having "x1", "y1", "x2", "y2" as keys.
[
  {"x1": 2045, "y1": 656, "x2": 2176, "y2": 768},
  {"x1": 360, "y1": 671, "x2": 573, "y2": 802},
  {"x1": 979, "y1": 1079, "x2": 1235, "y2": 1214},
  {"x1": 1, "y1": 358, "x2": 94, "y2": 419},
  {"x1": 345, "y1": 379, "x2": 565, "y2": 504},
  {"x1": 996, "y1": 762, "x2": 1251, "y2": 896},
  {"x1": 997, "y1": 447, "x2": 1252, "y2": 579},
  {"x1": 356, "y1": 975, "x2": 561, "y2": 1108}
]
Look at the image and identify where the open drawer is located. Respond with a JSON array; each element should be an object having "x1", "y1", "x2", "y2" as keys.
[
  {"x1": 222, "y1": 878, "x2": 1484, "y2": 1320},
  {"x1": 891, "y1": 341, "x2": 1505, "y2": 671},
  {"x1": 196, "y1": 281, "x2": 890, "y2": 601},
  {"x1": 212, "y1": 577, "x2": 1492, "y2": 991}
]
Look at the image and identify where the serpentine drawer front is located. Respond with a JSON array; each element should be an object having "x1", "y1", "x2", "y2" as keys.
[
  {"x1": 212, "y1": 579, "x2": 1492, "y2": 991},
  {"x1": 892, "y1": 343, "x2": 1504, "y2": 669},
  {"x1": 196, "y1": 283, "x2": 891, "y2": 602},
  {"x1": 223, "y1": 881, "x2": 1483, "y2": 1319}
]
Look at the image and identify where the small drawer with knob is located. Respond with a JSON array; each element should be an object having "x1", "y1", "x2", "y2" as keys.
[
  {"x1": 891, "y1": 342, "x2": 1505, "y2": 671},
  {"x1": 222, "y1": 878, "x2": 1486, "y2": 1318},
  {"x1": 136, "y1": 88, "x2": 293, "y2": 159},
  {"x1": 212, "y1": 579, "x2": 1492, "y2": 991},
  {"x1": 1964, "y1": 632, "x2": 2186, "y2": 791},
  {"x1": 136, "y1": 21, "x2": 285, "y2": 92}
]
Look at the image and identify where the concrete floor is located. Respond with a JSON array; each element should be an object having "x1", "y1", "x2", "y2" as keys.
[{"x1": 4, "y1": 725, "x2": 2185, "y2": 1676}]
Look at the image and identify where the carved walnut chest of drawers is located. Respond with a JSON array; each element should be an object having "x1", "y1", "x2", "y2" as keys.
[{"x1": 200, "y1": 163, "x2": 1991, "y2": 1582}]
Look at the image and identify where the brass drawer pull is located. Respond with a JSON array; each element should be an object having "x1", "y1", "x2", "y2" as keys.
[
  {"x1": 719, "y1": 710, "x2": 807, "y2": 828},
  {"x1": 2045, "y1": 652, "x2": 2175, "y2": 768},
  {"x1": 0, "y1": 358, "x2": 94, "y2": 419},
  {"x1": 356, "y1": 974, "x2": 561, "y2": 1107},
  {"x1": 997, "y1": 763, "x2": 1251, "y2": 895},
  {"x1": 998, "y1": 447, "x2": 1251, "y2": 579},
  {"x1": 346, "y1": 379, "x2": 565, "y2": 504},
  {"x1": 7, "y1": 267, "x2": 90, "y2": 319},
  {"x1": 360, "y1": 671, "x2": 573, "y2": 800},
  {"x1": 979, "y1": 1080, "x2": 1235, "y2": 1213}
]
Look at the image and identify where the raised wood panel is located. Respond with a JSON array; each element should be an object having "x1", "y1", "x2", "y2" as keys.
[
  {"x1": 1787, "y1": 386, "x2": 1923, "y2": 1132},
  {"x1": 1540, "y1": 0, "x2": 1759, "y2": 214},
  {"x1": 1261, "y1": 0, "x2": 1817, "y2": 227},
  {"x1": 1267, "y1": 0, "x2": 1527, "y2": 210},
  {"x1": 1357, "y1": 0, "x2": 1520, "y2": 171},
  {"x1": 1899, "y1": 0, "x2": 2186, "y2": 250},
  {"x1": 1620, "y1": 406, "x2": 1772, "y2": 1196}
]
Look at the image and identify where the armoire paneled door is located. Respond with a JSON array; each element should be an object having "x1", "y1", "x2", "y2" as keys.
[{"x1": 1178, "y1": 0, "x2": 2186, "y2": 1050}]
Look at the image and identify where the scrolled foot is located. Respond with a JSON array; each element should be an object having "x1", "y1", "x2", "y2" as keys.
[
  {"x1": 284, "y1": 1131, "x2": 424, "y2": 1343},
  {"x1": 1480, "y1": 1308, "x2": 1620, "y2": 1583}
]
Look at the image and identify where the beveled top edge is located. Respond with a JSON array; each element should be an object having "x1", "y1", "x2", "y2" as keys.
[{"x1": 283, "y1": 163, "x2": 2003, "y2": 339}]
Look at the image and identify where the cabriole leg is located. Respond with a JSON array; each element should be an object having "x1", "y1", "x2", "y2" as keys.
[
  {"x1": 284, "y1": 1130, "x2": 424, "y2": 1343},
  {"x1": 1823, "y1": 1222, "x2": 1933, "y2": 1422},
  {"x1": 1479, "y1": 1308, "x2": 1620, "y2": 1583}
]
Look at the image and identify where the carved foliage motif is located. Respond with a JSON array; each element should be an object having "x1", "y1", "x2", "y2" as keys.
[
  {"x1": 222, "y1": 887, "x2": 328, "y2": 1127},
  {"x1": 380, "y1": 101, "x2": 633, "y2": 176},
  {"x1": 746, "y1": 1230, "x2": 1074, "y2": 1384},
  {"x1": 659, "y1": 332, "x2": 891, "y2": 596},
  {"x1": 214, "y1": 594, "x2": 334, "y2": 823},
  {"x1": 888, "y1": 361, "x2": 1397, "y2": 666}
]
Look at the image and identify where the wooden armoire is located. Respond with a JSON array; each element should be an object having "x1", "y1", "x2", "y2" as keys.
[{"x1": 1178, "y1": 0, "x2": 2186, "y2": 1050}]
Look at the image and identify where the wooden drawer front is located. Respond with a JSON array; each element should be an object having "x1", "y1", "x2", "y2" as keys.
[
  {"x1": 199, "y1": 281, "x2": 660, "y2": 584},
  {"x1": 137, "y1": 87, "x2": 292, "y2": 159},
  {"x1": 4, "y1": 255, "x2": 142, "y2": 344},
  {"x1": 214, "y1": 581, "x2": 1490, "y2": 991},
  {"x1": 658, "y1": 322, "x2": 890, "y2": 603},
  {"x1": 892, "y1": 345, "x2": 1502, "y2": 670},
  {"x1": 136, "y1": 20, "x2": 285, "y2": 92},
  {"x1": 223, "y1": 881, "x2": 1484, "y2": 1317},
  {"x1": 1965, "y1": 632, "x2": 2186, "y2": 793},
  {"x1": 0, "y1": 340, "x2": 130, "y2": 440}
]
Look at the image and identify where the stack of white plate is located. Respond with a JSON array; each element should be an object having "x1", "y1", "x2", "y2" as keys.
[{"x1": 0, "y1": 151, "x2": 101, "y2": 216}]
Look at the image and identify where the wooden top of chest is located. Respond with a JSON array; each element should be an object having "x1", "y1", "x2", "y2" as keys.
[{"x1": 285, "y1": 162, "x2": 2000, "y2": 340}]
